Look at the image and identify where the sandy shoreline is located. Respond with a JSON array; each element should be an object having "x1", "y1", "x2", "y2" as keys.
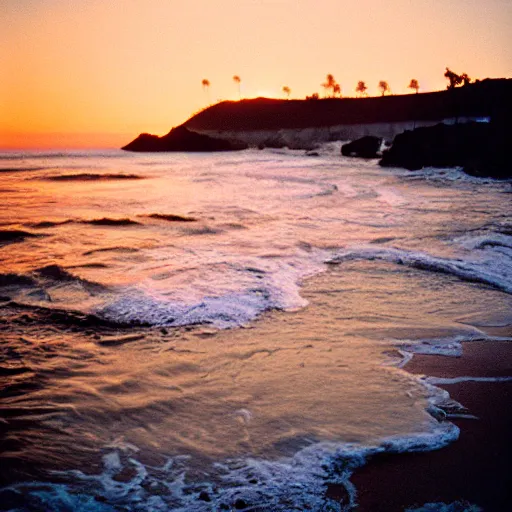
[{"x1": 342, "y1": 341, "x2": 512, "y2": 511}]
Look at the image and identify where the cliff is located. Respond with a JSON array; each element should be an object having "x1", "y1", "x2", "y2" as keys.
[
  {"x1": 184, "y1": 79, "x2": 510, "y2": 131},
  {"x1": 122, "y1": 79, "x2": 511, "y2": 152}
]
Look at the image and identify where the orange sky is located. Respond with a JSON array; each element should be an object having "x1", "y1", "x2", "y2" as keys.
[{"x1": 1, "y1": 0, "x2": 511, "y2": 149}]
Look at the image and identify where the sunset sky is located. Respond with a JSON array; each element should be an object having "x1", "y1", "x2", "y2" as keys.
[{"x1": 1, "y1": 0, "x2": 511, "y2": 149}]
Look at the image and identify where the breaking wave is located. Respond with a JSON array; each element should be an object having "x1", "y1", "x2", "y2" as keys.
[
  {"x1": 143, "y1": 213, "x2": 197, "y2": 222},
  {"x1": 328, "y1": 245, "x2": 512, "y2": 294},
  {"x1": 41, "y1": 173, "x2": 143, "y2": 181},
  {"x1": 0, "y1": 421, "x2": 459, "y2": 512},
  {"x1": 0, "y1": 229, "x2": 42, "y2": 246}
]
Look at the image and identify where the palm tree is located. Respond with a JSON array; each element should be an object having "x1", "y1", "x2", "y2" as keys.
[
  {"x1": 444, "y1": 68, "x2": 461, "y2": 89},
  {"x1": 201, "y1": 78, "x2": 211, "y2": 104},
  {"x1": 282, "y1": 86, "x2": 291, "y2": 99},
  {"x1": 378, "y1": 80, "x2": 390, "y2": 96},
  {"x1": 233, "y1": 75, "x2": 241, "y2": 100},
  {"x1": 460, "y1": 73, "x2": 471, "y2": 86},
  {"x1": 355, "y1": 81, "x2": 368, "y2": 97},
  {"x1": 408, "y1": 79, "x2": 420, "y2": 94},
  {"x1": 322, "y1": 74, "x2": 337, "y2": 97}
]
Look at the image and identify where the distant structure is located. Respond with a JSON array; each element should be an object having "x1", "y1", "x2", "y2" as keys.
[
  {"x1": 378, "y1": 80, "x2": 390, "y2": 96},
  {"x1": 282, "y1": 86, "x2": 291, "y2": 99},
  {"x1": 408, "y1": 79, "x2": 420, "y2": 93},
  {"x1": 355, "y1": 81, "x2": 368, "y2": 97},
  {"x1": 233, "y1": 75, "x2": 241, "y2": 100}
]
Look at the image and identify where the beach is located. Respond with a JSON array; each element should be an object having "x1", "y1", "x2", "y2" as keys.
[{"x1": 347, "y1": 341, "x2": 512, "y2": 511}]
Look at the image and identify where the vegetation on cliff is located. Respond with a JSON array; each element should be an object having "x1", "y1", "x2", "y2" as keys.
[{"x1": 183, "y1": 79, "x2": 510, "y2": 132}]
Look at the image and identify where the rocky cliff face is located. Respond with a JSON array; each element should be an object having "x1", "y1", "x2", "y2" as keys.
[{"x1": 379, "y1": 120, "x2": 510, "y2": 179}]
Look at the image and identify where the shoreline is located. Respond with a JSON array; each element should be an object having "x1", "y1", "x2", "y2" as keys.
[{"x1": 342, "y1": 341, "x2": 512, "y2": 511}]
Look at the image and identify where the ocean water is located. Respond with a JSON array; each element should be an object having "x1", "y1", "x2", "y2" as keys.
[{"x1": 0, "y1": 147, "x2": 511, "y2": 511}]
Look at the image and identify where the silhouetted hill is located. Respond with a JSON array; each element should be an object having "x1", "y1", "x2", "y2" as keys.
[
  {"x1": 184, "y1": 79, "x2": 511, "y2": 132},
  {"x1": 122, "y1": 125, "x2": 247, "y2": 152}
]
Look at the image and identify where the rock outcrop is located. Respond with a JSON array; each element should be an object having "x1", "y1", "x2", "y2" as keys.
[
  {"x1": 341, "y1": 136, "x2": 382, "y2": 158},
  {"x1": 122, "y1": 125, "x2": 247, "y2": 152},
  {"x1": 379, "y1": 120, "x2": 510, "y2": 179}
]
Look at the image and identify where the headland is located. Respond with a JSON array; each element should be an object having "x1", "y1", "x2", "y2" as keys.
[{"x1": 123, "y1": 79, "x2": 510, "y2": 151}]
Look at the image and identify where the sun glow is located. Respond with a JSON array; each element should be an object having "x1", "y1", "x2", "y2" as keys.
[{"x1": 1, "y1": 0, "x2": 510, "y2": 149}]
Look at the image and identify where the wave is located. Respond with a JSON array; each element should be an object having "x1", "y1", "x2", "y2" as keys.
[
  {"x1": 41, "y1": 173, "x2": 143, "y2": 181},
  {"x1": 455, "y1": 233, "x2": 512, "y2": 251},
  {"x1": 25, "y1": 220, "x2": 74, "y2": 228},
  {"x1": 25, "y1": 217, "x2": 141, "y2": 228},
  {"x1": 0, "y1": 229, "x2": 42, "y2": 246},
  {"x1": 425, "y1": 375, "x2": 512, "y2": 385},
  {"x1": 406, "y1": 502, "x2": 483, "y2": 512},
  {"x1": 0, "y1": 265, "x2": 107, "y2": 305},
  {"x1": 81, "y1": 218, "x2": 140, "y2": 226},
  {"x1": 33, "y1": 264, "x2": 102, "y2": 288},
  {"x1": 0, "y1": 150, "x2": 125, "y2": 160},
  {"x1": 328, "y1": 245, "x2": 512, "y2": 294},
  {"x1": 0, "y1": 420, "x2": 458, "y2": 512},
  {"x1": 143, "y1": 213, "x2": 197, "y2": 222},
  {"x1": 96, "y1": 289, "x2": 275, "y2": 328},
  {"x1": 1, "y1": 301, "x2": 136, "y2": 329},
  {"x1": 83, "y1": 246, "x2": 139, "y2": 256},
  {"x1": 0, "y1": 166, "x2": 47, "y2": 173}
]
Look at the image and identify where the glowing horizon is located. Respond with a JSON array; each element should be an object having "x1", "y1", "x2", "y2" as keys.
[{"x1": 1, "y1": 0, "x2": 511, "y2": 149}]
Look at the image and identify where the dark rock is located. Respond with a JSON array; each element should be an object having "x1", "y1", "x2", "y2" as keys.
[
  {"x1": 122, "y1": 125, "x2": 247, "y2": 152},
  {"x1": 379, "y1": 120, "x2": 511, "y2": 179},
  {"x1": 341, "y1": 136, "x2": 382, "y2": 158},
  {"x1": 198, "y1": 491, "x2": 211, "y2": 502},
  {"x1": 234, "y1": 498, "x2": 249, "y2": 509},
  {"x1": 306, "y1": 151, "x2": 320, "y2": 157},
  {"x1": 259, "y1": 134, "x2": 287, "y2": 149}
]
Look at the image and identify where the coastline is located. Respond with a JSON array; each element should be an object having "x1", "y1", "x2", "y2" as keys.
[{"x1": 344, "y1": 341, "x2": 512, "y2": 511}]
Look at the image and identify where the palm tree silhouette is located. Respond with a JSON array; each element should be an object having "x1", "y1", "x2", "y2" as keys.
[
  {"x1": 378, "y1": 81, "x2": 390, "y2": 96},
  {"x1": 355, "y1": 81, "x2": 368, "y2": 97},
  {"x1": 408, "y1": 79, "x2": 419, "y2": 94},
  {"x1": 322, "y1": 74, "x2": 337, "y2": 97},
  {"x1": 282, "y1": 86, "x2": 291, "y2": 99},
  {"x1": 201, "y1": 79, "x2": 211, "y2": 104},
  {"x1": 233, "y1": 75, "x2": 241, "y2": 100}
]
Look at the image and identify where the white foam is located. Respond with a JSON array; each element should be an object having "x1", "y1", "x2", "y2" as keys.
[
  {"x1": 96, "y1": 254, "x2": 326, "y2": 328},
  {"x1": 456, "y1": 233, "x2": 512, "y2": 251},
  {"x1": 329, "y1": 245, "x2": 512, "y2": 293},
  {"x1": 4, "y1": 419, "x2": 459, "y2": 512},
  {"x1": 406, "y1": 502, "x2": 483, "y2": 512},
  {"x1": 425, "y1": 375, "x2": 512, "y2": 385}
]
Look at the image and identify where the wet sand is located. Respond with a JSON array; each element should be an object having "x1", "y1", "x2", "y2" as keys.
[{"x1": 344, "y1": 341, "x2": 512, "y2": 511}]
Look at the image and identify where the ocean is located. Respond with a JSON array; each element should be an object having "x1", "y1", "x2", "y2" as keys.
[{"x1": 0, "y1": 147, "x2": 511, "y2": 511}]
